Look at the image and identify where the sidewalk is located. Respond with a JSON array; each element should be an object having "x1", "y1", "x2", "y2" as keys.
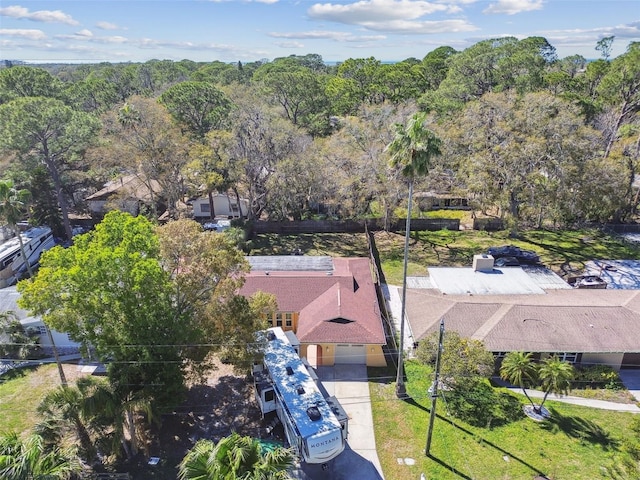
[{"x1": 493, "y1": 378, "x2": 640, "y2": 413}]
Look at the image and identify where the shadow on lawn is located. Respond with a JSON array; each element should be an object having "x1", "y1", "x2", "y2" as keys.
[
  {"x1": 540, "y1": 407, "x2": 618, "y2": 448},
  {"x1": 403, "y1": 396, "x2": 549, "y2": 479}
]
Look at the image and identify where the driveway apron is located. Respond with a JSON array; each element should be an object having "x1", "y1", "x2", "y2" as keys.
[{"x1": 292, "y1": 364, "x2": 384, "y2": 480}]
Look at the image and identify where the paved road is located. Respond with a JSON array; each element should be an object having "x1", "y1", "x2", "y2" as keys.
[{"x1": 291, "y1": 364, "x2": 385, "y2": 480}]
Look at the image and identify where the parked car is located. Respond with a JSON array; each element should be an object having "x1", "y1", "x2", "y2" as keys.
[
  {"x1": 203, "y1": 219, "x2": 231, "y2": 232},
  {"x1": 567, "y1": 275, "x2": 607, "y2": 289},
  {"x1": 487, "y1": 245, "x2": 540, "y2": 265},
  {"x1": 494, "y1": 256, "x2": 520, "y2": 267}
]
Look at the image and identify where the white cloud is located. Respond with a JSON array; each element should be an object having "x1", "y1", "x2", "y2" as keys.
[
  {"x1": 96, "y1": 21, "x2": 120, "y2": 30},
  {"x1": 363, "y1": 18, "x2": 477, "y2": 33},
  {"x1": 132, "y1": 37, "x2": 271, "y2": 59},
  {"x1": 274, "y1": 40, "x2": 305, "y2": 48},
  {"x1": 483, "y1": 0, "x2": 543, "y2": 15},
  {"x1": 75, "y1": 29, "x2": 94, "y2": 38},
  {"x1": 541, "y1": 21, "x2": 640, "y2": 41},
  {"x1": 308, "y1": 0, "x2": 450, "y2": 24},
  {"x1": 54, "y1": 31, "x2": 128, "y2": 44},
  {"x1": 268, "y1": 30, "x2": 386, "y2": 42},
  {"x1": 0, "y1": 28, "x2": 46, "y2": 40},
  {"x1": 306, "y1": 0, "x2": 476, "y2": 34},
  {"x1": 0, "y1": 5, "x2": 79, "y2": 25}
]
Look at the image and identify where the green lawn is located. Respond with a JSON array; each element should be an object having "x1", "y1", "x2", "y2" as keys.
[
  {"x1": 0, "y1": 364, "x2": 63, "y2": 436},
  {"x1": 370, "y1": 361, "x2": 635, "y2": 480},
  {"x1": 249, "y1": 227, "x2": 640, "y2": 285}
]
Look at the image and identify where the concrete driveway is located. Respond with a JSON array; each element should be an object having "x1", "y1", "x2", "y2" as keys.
[{"x1": 291, "y1": 364, "x2": 385, "y2": 480}]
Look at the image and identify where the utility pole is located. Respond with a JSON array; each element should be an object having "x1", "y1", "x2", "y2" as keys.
[
  {"x1": 425, "y1": 318, "x2": 444, "y2": 456},
  {"x1": 395, "y1": 181, "x2": 413, "y2": 399}
]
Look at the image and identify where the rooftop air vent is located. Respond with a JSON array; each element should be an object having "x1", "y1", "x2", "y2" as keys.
[
  {"x1": 286, "y1": 366, "x2": 294, "y2": 375},
  {"x1": 306, "y1": 406, "x2": 321, "y2": 421},
  {"x1": 296, "y1": 386, "x2": 305, "y2": 395}
]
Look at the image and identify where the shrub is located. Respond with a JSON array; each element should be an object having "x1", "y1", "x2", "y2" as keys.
[
  {"x1": 445, "y1": 379, "x2": 524, "y2": 428},
  {"x1": 573, "y1": 364, "x2": 624, "y2": 390}
]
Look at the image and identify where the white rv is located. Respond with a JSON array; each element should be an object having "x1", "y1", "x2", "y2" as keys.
[
  {"x1": 254, "y1": 327, "x2": 348, "y2": 465},
  {"x1": 0, "y1": 226, "x2": 55, "y2": 288}
]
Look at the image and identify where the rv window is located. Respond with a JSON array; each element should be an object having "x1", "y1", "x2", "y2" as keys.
[{"x1": 264, "y1": 389, "x2": 274, "y2": 402}]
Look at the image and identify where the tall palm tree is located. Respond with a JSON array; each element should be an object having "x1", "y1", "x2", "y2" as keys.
[
  {"x1": 179, "y1": 433, "x2": 295, "y2": 480},
  {"x1": 0, "y1": 179, "x2": 32, "y2": 277},
  {"x1": 0, "y1": 431, "x2": 80, "y2": 480},
  {"x1": 386, "y1": 112, "x2": 442, "y2": 397},
  {"x1": 499, "y1": 351, "x2": 539, "y2": 410},
  {"x1": 538, "y1": 356, "x2": 575, "y2": 412}
]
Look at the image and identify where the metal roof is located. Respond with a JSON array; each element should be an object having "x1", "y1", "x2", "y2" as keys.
[
  {"x1": 246, "y1": 255, "x2": 334, "y2": 272},
  {"x1": 427, "y1": 266, "x2": 547, "y2": 295},
  {"x1": 0, "y1": 286, "x2": 33, "y2": 322},
  {"x1": 407, "y1": 265, "x2": 572, "y2": 295}
]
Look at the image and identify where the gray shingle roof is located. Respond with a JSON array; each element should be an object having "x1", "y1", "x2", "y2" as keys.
[{"x1": 405, "y1": 287, "x2": 640, "y2": 353}]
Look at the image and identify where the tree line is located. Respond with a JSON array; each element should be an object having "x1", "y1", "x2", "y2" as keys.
[{"x1": 0, "y1": 36, "x2": 638, "y2": 242}]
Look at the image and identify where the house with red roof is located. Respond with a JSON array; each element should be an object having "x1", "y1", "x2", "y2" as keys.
[{"x1": 240, "y1": 256, "x2": 387, "y2": 367}]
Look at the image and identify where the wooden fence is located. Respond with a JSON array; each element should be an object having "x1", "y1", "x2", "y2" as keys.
[{"x1": 248, "y1": 218, "x2": 460, "y2": 236}]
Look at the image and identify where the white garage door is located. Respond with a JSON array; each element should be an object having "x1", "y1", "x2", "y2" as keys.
[{"x1": 335, "y1": 344, "x2": 366, "y2": 364}]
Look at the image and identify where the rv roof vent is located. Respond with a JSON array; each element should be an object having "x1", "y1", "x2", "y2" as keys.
[
  {"x1": 306, "y1": 406, "x2": 321, "y2": 421},
  {"x1": 286, "y1": 366, "x2": 294, "y2": 375},
  {"x1": 267, "y1": 331, "x2": 276, "y2": 341},
  {"x1": 296, "y1": 386, "x2": 305, "y2": 395}
]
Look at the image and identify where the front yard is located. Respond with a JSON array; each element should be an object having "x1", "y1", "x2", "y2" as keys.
[{"x1": 369, "y1": 361, "x2": 637, "y2": 480}]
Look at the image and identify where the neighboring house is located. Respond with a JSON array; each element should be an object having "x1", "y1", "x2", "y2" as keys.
[
  {"x1": 190, "y1": 194, "x2": 249, "y2": 220},
  {"x1": 240, "y1": 256, "x2": 387, "y2": 367},
  {"x1": 415, "y1": 191, "x2": 470, "y2": 211},
  {"x1": 0, "y1": 286, "x2": 81, "y2": 356},
  {"x1": 85, "y1": 174, "x2": 163, "y2": 218},
  {"x1": 402, "y1": 255, "x2": 640, "y2": 371}
]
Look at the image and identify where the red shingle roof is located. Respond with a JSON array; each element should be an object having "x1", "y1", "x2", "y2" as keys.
[{"x1": 240, "y1": 257, "x2": 385, "y2": 345}]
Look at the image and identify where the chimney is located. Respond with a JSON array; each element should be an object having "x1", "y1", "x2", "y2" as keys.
[{"x1": 472, "y1": 254, "x2": 494, "y2": 272}]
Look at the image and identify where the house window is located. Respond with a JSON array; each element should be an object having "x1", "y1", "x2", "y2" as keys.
[
  {"x1": 285, "y1": 313, "x2": 293, "y2": 327},
  {"x1": 558, "y1": 352, "x2": 578, "y2": 363},
  {"x1": 275, "y1": 313, "x2": 283, "y2": 327},
  {"x1": 200, "y1": 203, "x2": 210, "y2": 213}
]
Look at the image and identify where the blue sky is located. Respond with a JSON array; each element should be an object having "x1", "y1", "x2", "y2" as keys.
[{"x1": 1, "y1": 0, "x2": 638, "y2": 64}]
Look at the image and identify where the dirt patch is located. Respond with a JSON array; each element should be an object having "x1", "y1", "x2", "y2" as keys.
[{"x1": 154, "y1": 359, "x2": 265, "y2": 467}]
